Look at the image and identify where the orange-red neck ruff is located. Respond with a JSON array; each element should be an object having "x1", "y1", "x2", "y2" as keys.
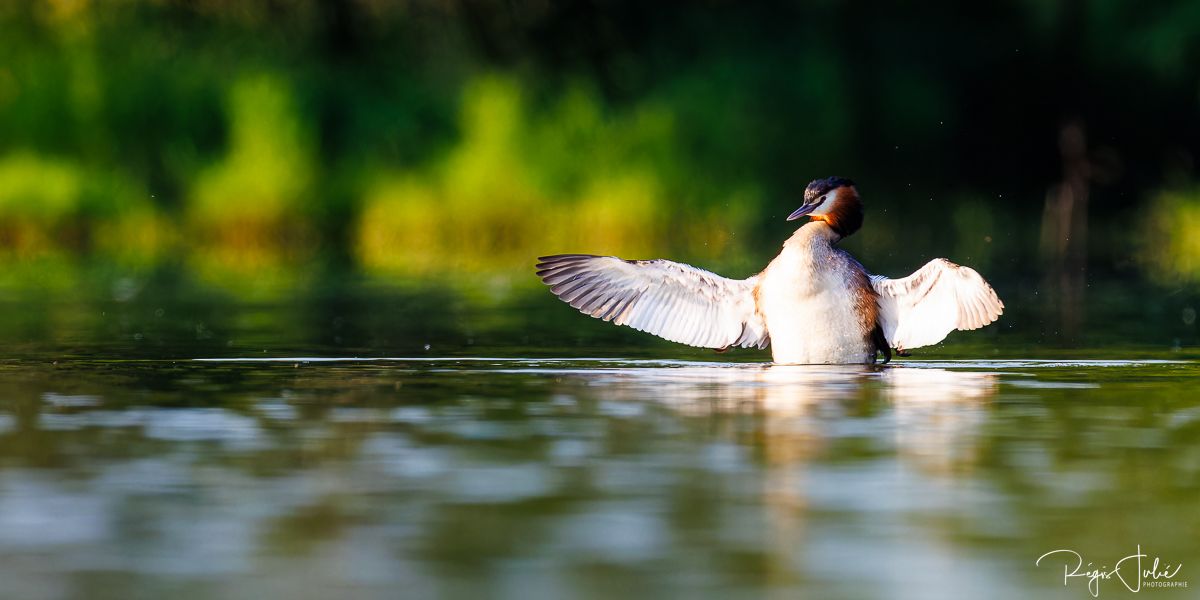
[{"x1": 811, "y1": 189, "x2": 863, "y2": 237}]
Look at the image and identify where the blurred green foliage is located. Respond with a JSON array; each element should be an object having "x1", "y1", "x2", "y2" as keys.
[
  {"x1": 357, "y1": 75, "x2": 756, "y2": 273},
  {"x1": 1144, "y1": 188, "x2": 1200, "y2": 284},
  {"x1": 189, "y1": 73, "x2": 314, "y2": 234},
  {"x1": 0, "y1": 0, "x2": 1197, "y2": 305},
  {"x1": 0, "y1": 152, "x2": 165, "y2": 261}
]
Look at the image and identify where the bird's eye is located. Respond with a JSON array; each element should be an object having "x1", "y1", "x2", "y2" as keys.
[{"x1": 819, "y1": 195, "x2": 827, "y2": 203}]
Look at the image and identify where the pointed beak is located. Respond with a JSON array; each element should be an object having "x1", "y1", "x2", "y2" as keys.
[{"x1": 786, "y1": 203, "x2": 816, "y2": 221}]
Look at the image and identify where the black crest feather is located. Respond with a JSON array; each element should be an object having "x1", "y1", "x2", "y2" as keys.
[{"x1": 804, "y1": 176, "x2": 855, "y2": 202}]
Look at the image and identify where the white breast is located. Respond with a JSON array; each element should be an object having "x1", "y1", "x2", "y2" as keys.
[{"x1": 757, "y1": 229, "x2": 875, "y2": 364}]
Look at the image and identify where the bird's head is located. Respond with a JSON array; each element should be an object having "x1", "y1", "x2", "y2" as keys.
[{"x1": 787, "y1": 176, "x2": 863, "y2": 237}]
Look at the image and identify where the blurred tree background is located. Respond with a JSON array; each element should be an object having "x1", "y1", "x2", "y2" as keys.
[{"x1": 0, "y1": 0, "x2": 1198, "y2": 355}]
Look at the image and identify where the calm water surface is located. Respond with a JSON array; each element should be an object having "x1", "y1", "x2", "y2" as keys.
[
  {"x1": 0, "y1": 269, "x2": 1196, "y2": 599},
  {"x1": 0, "y1": 353, "x2": 1196, "y2": 599}
]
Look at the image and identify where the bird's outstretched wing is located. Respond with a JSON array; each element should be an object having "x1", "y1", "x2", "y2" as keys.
[
  {"x1": 535, "y1": 254, "x2": 769, "y2": 350},
  {"x1": 871, "y1": 258, "x2": 1003, "y2": 351}
]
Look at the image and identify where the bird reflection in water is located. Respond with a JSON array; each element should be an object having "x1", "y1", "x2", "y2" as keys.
[
  {"x1": 547, "y1": 362, "x2": 999, "y2": 586},
  {"x1": 552, "y1": 363, "x2": 996, "y2": 467}
]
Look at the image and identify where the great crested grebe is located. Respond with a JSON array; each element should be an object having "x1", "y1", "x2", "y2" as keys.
[{"x1": 536, "y1": 177, "x2": 1003, "y2": 364}]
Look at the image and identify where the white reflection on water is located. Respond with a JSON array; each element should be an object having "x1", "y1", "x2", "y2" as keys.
[
  {"x1": 883, "y1": 367, "x2": 996, "y2": 476},
  {"x1": 37, "y1": 407, "x2": 263, "y2": 449},
  {"x1": 479, "y1": 360, "x2": 997, "y2": 412},
  {"x1": 0, "y1": 475, "x2": 112, "y2": 547}
]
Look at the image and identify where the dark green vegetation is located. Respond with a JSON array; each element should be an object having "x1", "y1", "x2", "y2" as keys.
[{"x1": 0, "y1": 1, "x2": 1199, "y2": 350}]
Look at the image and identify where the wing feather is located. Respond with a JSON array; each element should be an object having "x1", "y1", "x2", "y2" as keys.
[
  {"x1": 871, "y1": 258, "x2": 1003, "y2": 351},
  {"x1": 536, "y1": 254, "x2": 769, "y2": 350}
]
